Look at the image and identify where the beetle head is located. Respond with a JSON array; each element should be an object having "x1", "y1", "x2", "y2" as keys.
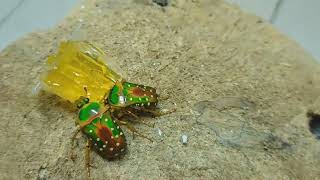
[{"x1": 75, "y1": 96, "x2": 90, "y2": 109}]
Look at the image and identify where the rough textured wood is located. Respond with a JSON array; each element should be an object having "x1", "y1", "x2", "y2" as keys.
[{"x1": 1, "y1": 0, "x2": 319, "y2": 179}]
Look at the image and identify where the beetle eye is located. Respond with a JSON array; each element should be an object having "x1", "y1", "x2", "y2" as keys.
[{"x1": 84, "y1": 98, "x2": 89, "y2": 103}]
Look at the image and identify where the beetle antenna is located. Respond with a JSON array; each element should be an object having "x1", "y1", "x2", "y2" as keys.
[{"x1": 83, "y1": 86, "x2": 89, "y2": 97}]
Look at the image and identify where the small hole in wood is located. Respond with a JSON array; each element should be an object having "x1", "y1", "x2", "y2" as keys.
[{"x1": 307, "y1": 111, "x2": 320, "y2": 140}]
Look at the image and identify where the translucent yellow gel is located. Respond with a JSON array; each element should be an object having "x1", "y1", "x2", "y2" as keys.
[{"x1": 41, "y1": 41, "x2": 122, "y2": 103}]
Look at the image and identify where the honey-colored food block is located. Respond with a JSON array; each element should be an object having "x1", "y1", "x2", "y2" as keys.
[{"x1": 41, "y1": 41, "x2": 122, "y2": 103}]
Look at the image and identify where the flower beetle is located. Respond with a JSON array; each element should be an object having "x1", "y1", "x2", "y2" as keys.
[
  {"x1": 75, "y1": 97, "x2": 126, "y2": 160},
  {"x1": 107, "y1": 81, "x2": 160, "y2": 117}
]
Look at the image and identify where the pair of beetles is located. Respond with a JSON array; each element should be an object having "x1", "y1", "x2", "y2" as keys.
[{"x1": 41, "y1": 41, "x2": 172, "y2": 178}]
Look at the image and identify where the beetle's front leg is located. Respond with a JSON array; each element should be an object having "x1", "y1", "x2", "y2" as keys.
[
  {"x1": 85, "y1": 139, "x2": 94, "y2": 180},
  {"x1": 70, "y1": 127, "x2": 81, "y2": 161}
]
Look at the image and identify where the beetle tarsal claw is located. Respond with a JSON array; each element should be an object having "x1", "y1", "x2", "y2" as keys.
[{"x1": 158, "y1": 95, "x2": 170, "y2": 101}]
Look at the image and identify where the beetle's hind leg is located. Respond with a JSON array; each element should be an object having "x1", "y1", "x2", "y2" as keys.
[
  {"x1": 125, "y1": 110, "x2": 155, "y2": 128},
  {"x1": 140, "y1": 108, "x2": 176, "y2": 117},
  {"x1": 158, "y1": 95, "x2": 170, "y2": 101},
  {"x1": 116, "y1": 119, "x2": 153, "y2": 142},
  {"x1": 157, "y1": 94, "x2": 177, "y2": 116}
]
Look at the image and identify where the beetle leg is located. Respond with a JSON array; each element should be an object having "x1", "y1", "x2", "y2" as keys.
[
  {"x1": 116, "y1": 120, "x2": 153, "y2": 142},
  {"x1": 125, "y1": 110, "x2": 139, "y2": 119},
  {"x1": 136, "y1": 119, "x2": 155, "y2": 128},
  {"x1": 85, "y1": 139, "x2": 93, "y2": 180},
  {"x1": 125, "y1": 110, "x2": 155, "y2": 128},
  {"x1": 140, "y1": 108, "x2": 176, "y2": 117},
  {"x1": 158, "y1": 95, "x2": 170, "y2": 101},
  {"x1": 100, "y1": 91, "x2": 109, "y2": 104},
  {"x1": 70, "y1": 127, "x2": 81, "y2": 161}
]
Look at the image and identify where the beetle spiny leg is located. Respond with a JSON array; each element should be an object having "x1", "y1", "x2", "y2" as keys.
[
  {"x1": 117, "y1": 120, "x2": 153, "y2": 142},
  {"x1": 138, "y1": 120, "x2": 155, "y2": 128},
  {"x1": 125, "y1": 110, "x2": 139, "y2": 119},
  {"x1": 126, "y1": 110, "x2": 155, "y2": 128},
  {"x1": 70, "y1": 127, "x2": 81, "y2": 161},
  {"x1": 100, "y1": 92, "x2": 108, "y2": 104},
  {"x1": 85, "y1": 139, "x2": 92, "y2": 180},
  {"x1": 140, "y1": 108, "x2": 176, "y2": 117},
  {"x1": 158, "y1": 95, "x2": 170, "y2": 101}
]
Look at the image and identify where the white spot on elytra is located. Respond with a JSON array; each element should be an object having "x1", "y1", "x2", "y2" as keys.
[
  {"x1": 111, "y1": 128, "x2": 114, "y2": 131},
  {"x1": 117, "y1": 126, "x2": 120, "y2": 129},
  {"x1": 105, "y1": 118, "x2": 108, "y2": 122},
  {"x1": 146, "y1": 98, "x2": 149, "y2": 101},
  {"x1": 121, "y1": 148, "x2": 125, "y2": 152},
  {"x1": 147, "y1": 102, "x2": 150, "y2": 106},
  {"x1": 109, "y1": 148, "x2": 114, "y2": 151},
  {"x1": 116, "y1": 143, "x2": 120, "y2": 146},
  {"x1": 115, "y1": 153, "x2": 119, "y2": 156},
  {"x1": 139, "y1": 98, "x2": 142, "y2": 101},
  {"x1": 96, "y1": 138, "x2": 100, "y2": 141},
  {"x1": 128, "y1": 84, "x2": 131, "y2": 87},
  {"x1": 144, "y1": 94, "x2": 147, "y2": 96},
  {"x1": 103, "y1": 145, "x2": 106, "y2": 148},
  {"x1": 99, "y1": 148, "x2": 103, "y2": 151},
  {"x1": 130, "y1": 98, "x2": 133, "y2": 101},
  {"x1": 115, "y1": 135, "x2": 119, "y2": 138},
  {"x1": 111, "y1": 136, "x2": 114, "y2": 139},
  {"x1": 119, "y1": 96, "x2": 125, "y2": 104},
  {"x1": 89, "y1": 130, "x2": 93, "y2": 133},
  {"x1": 94, "y1": 143, "x2": 97, "y2": 146},
  {"x1": 120, "y1": 132, "x2": 123, "y2": 136},
  {"x1": 105, "y1": 141, "x2": 108, "y2": 144},
  {"x1": 151, "y1": 95, "x2": 154, "y2": 98}
]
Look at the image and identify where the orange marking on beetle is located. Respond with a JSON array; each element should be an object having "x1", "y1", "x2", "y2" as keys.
[{"x1": 132, "y1": 87, "x2": 145, "y2": 96}]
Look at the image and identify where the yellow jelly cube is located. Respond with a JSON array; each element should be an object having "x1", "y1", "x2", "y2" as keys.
[{"x1": 41, "y1": 41, "x2": 122, "y2": 103}]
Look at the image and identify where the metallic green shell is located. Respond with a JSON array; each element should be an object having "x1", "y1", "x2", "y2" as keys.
[
  {"x1": 78, "y1": 102, "x2": 126, "y2": 159},
  {"x1": 108, "y1": 82, "x2": 158, "y2": 108}
]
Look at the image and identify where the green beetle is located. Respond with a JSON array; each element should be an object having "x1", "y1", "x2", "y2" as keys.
[{"x1": 75, "y1": 97, "x2": 127, "y2": 159}]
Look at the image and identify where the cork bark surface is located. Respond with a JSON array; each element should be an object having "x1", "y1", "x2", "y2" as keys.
[{"x1": 1, "y1": 0, "x2": 320, "y2": 179}]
